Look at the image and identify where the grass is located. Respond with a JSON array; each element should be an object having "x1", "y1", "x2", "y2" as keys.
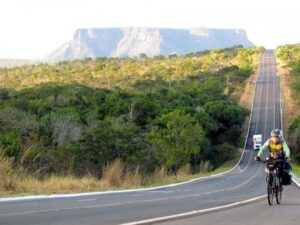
[
  {"x1": 237, "y1": 69, "x2": 258, "y2": 110},
  {"x1": 291, "y1": 162, "x2": 300, "y2": 178},
  {"x1": 0, "y1": 153, "x2": 242, "y2": 198}
]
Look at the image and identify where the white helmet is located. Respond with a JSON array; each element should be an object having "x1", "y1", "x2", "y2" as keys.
[{"x1": 271, "y1": 129, "x2": 282, "y2": 138}]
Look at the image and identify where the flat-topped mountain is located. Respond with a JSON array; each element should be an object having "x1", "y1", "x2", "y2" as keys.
[{"x1": 45, "y1": 27, "x2": 254, "y2": 61}]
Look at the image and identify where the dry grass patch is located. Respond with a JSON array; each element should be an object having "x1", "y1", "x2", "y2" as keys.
[
  {"x1": 0, "y1": 156, "x2": 239, "y2": 197},
  {"x1": 199, "y1": 160, "x2": 213, "y2": 172},
  {"x1": 142, "y1": 167, "x2": 168, "y2": 186},
  {"x1": 11, "y1": 176, "x2": 103, "y2": 195},
  {"x1": 177, "y1": 164, "x2": 191, "y2": 177},
  {"x1": 237, "y1": 70, "x2": 259, "y2": 110},
  {"x1": 101, "y1": 159, "x2": 142, "y2": 188},
  {"x1": 0, "y1": 154, "x2": 19, "y2": 194},
  {"x1": 234, "y1": 70, "x2": 260, "y2": 147}
]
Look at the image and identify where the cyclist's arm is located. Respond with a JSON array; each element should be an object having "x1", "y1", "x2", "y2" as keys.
[
  {"x1": 282, "y1": 140, "x2": 291, "y2": 158},
  {"x1": 257, "y1": 139, "x2": 270, "y2": 157}
]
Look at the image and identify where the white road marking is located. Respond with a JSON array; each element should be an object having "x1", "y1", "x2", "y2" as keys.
[
  {"x1": 237, "y1": 165, "x2": 242, "y2": 172},
  {"x1": 274, "y1": 58, "x2": 276, "y2": 129},
  {"x1": 255, "y1": 58, "x2": 263, "y2": 133},
  {"x1": 292, "y1": 177, "x2": 300, "y2": 187},
  {"x1": 263, "y1": 56, "x2": 270, "y2": 139},
  {"x1": 121, "y1": 195, "x2": 266, "y2": 225},
  {"x1": 148, "y1": 191, "x2": 173, "y2": 194},
  {"x1": 77, "y1": 198, "x2": 98, "y2": 202}
]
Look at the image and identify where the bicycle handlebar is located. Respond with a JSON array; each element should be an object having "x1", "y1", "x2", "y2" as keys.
[{"x1": 257, "y1": 157, "x2": 284, "y2": 164}]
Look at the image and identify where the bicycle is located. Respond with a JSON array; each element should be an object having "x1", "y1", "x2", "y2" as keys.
[{"x1": 259, "y1": 157, "x2": 284, "y2": 205}]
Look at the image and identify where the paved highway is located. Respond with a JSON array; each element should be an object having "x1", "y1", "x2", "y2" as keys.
[
  {"x1": 0, "y1": 50, "x2": 298, "y2": 225},
  {"x1": 158, "y1": 184, "x2": 300, "y2": 225}
]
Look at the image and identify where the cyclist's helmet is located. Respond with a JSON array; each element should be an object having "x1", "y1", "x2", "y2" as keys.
[{"x1": 271, "y1": 129, "x2": 282, "y2": 138}]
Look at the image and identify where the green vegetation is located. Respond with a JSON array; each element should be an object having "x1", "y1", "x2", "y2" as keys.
[
  {"x1": 291, "y1": 162, "x2": 300, "y2": 178},
  {"x1": 0, "y1": 46, "x2": 262, "y2": 194},
  {"x1": 276, "y1": 45, "x2": 300, "y2": 163}
]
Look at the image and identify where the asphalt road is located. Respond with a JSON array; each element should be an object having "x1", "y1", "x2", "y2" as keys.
[
  {"x1": 0, "y1": 50, "x2": 298, "y2": 225},
  {"x1": 158, "y1": 184, "x2": 300, "y2": 225}
]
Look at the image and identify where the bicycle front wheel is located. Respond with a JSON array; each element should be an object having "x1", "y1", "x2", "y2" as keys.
[
  {"x1": 267, "y1": 174, "x2": 274, "y2": 205},
  {"x1": 276, "y1": 177, "x2": 282, "y2": 204}
]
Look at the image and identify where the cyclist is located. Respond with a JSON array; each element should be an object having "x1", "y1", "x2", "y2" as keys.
[{"x1": 254, "y1": 129, "x2": 292, "y2": 185}]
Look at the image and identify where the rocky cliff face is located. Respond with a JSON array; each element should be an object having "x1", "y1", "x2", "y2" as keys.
[{"x1": 45, "y1": 27, "x2": 254, "y2": 61}]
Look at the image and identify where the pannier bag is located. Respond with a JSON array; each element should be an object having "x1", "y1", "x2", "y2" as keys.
[{"x1": 282, "y1": 170, "x2": 292, "y2": 185}]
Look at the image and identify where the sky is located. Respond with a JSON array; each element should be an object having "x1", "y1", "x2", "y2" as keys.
[{"x1": 0, "y1": 0, "x2": 299, "y2": 59}]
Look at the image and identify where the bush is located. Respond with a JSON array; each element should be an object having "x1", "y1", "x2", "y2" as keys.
[
  {"x1": 288, "y1": 116, "x2": 300, "y2": 162},
  {"x1": 148, "y1": 109, "x2": 204, "y2": 173},
  {"x1": 211, "y1": 143, "x2": 238, "y2": 167}
]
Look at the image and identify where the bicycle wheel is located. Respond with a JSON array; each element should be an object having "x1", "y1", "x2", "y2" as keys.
[
  {"x1": 267, "y1": 174, "x2": 274, "y2": 205},
  {"x1": 276, "y1": 177, "x2": 282, "y2": 204}
]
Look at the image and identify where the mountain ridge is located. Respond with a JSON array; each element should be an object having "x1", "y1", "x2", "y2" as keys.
[{"x1": 45, "y1": 27, "x2": 254, "y2": 62}]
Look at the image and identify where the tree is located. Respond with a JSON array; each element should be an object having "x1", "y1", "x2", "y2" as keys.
[
  {"x1": 41, "y1": 113, "x2": 82, "y2": 146},
  {"x1": 132, "y1": 94, "x2": 160, "y2": 126},
  {"x1": 288, "y1": 116, "x2": 300, "y2": 162},
  {"x1": 80, "y1": 116, "x2": 145, "y2": 176},
  {"x1": 204, "y1": 100, "x2": 245, "y2": 128},
  {"x1": 148, "y1": 109, "x2": 204, "y2": 173},
  {"x1": 211, "y1": 143, "x2": 237, "y2": 167},
  {"x1": 197, "y1": 80, "x2": 225, "y2": 104}
]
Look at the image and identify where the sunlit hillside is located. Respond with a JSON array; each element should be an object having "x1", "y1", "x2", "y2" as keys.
[{"x1": 0, "y1": 46, "x2": 263, "y2": 195}]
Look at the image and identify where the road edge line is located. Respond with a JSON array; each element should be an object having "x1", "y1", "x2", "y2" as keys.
[
  {"x1": 238, "y1": 55, "x2": 261, "y2": 173},
  {"x1": 291, "y1": 173, "x2": 300, "y2": 187},
  {"x1": 120, "y1": 195, "x2": 266, "y2": 225}
]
